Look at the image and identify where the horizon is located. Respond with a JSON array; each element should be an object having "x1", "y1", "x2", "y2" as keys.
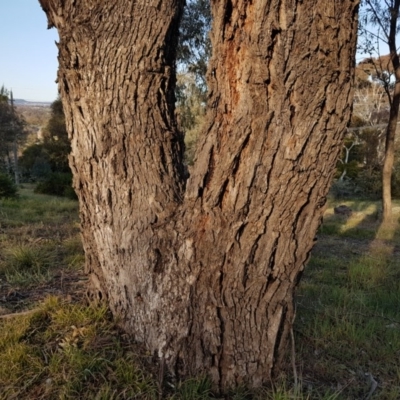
[
  {"x1": 14, "y1": 97, "x2": 52, "y2": 103},
  {"x1": 0, "y1": 2, "x2": 390, "y2": 104}
]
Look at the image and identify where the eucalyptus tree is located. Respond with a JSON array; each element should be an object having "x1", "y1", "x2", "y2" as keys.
[
  {"x1": 39, "y1": 0, "x2": 360, "y2": 391},
  {"x1": 359, "y1": 0, "x2": 400, "y2": 222}
]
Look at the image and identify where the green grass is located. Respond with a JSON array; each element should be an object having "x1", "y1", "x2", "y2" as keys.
[
  {"x1": 0, "y1": 297, "x2": 158, "y2": 399},
  {"x1": 295, "y1": 202, "x2": 400, "y2": 399},
  {"x1": 0, "y1": 186, "x2": 83, "y2": 288},
  {"x1": 1, "y1": 188, "x2": 400, "y2": 398},
  {"x1": 1, "y1": 243, "x2": 59, "y2": 285}
]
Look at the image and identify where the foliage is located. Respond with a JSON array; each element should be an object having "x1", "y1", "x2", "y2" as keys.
[
  {"x1": 341, "y1": 115, "x2": 400, "y2": 200},
  {"x1": 0, "y1": 173, "x2": 18, "y2": 199},
  {"x1": 19, "y1": 98, "x2": 70, "y2": 177},
  {"x1": 357, "y1": 0, "x2": 400, "y2": 221},
  {"x1": 34, "y1": 172, "x2": 77, "y2": 199},
  {"x1": 31, "y1": 155, "x2": 52, "y2": 180},
  {"x1": 344, "y1": 51, "x2": 400, "y2": 200},
  {"x1": 0, "y1": 87, "x2": 27, "y2": 178},
  {"x1": 355, "y1": 167, "x2": 383, "y2": 198},
  {"x1": 175, "y1": 0, "x2": 211, "y2": 164},
  {"x1": 176, "y1": 73, "x2": 207, "y2": 165},
  {"x1": 41, "y1": 98, "x2": 70, "y2": 173},
  {"x1": 19, "y1": 98, "x2": 73, "y2": 197},
  {"x1": 178, "y1": 0, "x2": 211, "y2": 91}
]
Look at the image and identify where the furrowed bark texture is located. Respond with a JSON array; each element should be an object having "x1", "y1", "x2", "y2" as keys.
[
  {"x1": 40, "y1": 0, "x2": 359, "y2": 391},
  {"x1": 181, "y1": 0, "x2": 359, "y2": 388},
  {"x1": 38, "y1": 0, "x2": 192, "y2": 351}
]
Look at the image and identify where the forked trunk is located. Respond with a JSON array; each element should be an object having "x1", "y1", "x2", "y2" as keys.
[{"x1": 39, "y1": 0, "x2": 359, "y2": 391}]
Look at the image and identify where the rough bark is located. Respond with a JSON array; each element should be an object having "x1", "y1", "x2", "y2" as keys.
[
  {"x1": 38, "y1": 0, "x2": 191, "y2": 358},
  {"x1": 39, "y1": 0, "x2": 360, "y2": 392},
  {"x1": 181, "y1": 0, "x2": 360, "y2": 388},
  {"x1": 382, "y1": 0, "x2": 400, "y2": 224}
]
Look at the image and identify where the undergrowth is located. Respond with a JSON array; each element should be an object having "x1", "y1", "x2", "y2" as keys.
[
  {"x1": 294, "y1": 199, "x2": 400, "y2": 399},
  {"x1": 1, "y1": 188, "x2": 399, "y2": 398},
  {"x1": 0, "y1": 297, "x2": 157, "y2": 399}
]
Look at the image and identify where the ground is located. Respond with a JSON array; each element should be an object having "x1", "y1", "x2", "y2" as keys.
[
  {"x1": 0, "y1": 185, "x2": 86, "y2": 317},
  {"x1": 0, "y1": 187, "x2": 399, "y2": 399}
]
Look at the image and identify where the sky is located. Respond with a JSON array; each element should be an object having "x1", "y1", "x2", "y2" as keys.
[
  {"x1": 0, "y1": 1, "x2": 59, "y2": 102},
  {"x1": 0, "y1": 1, "x2": 389, "y2": 103}
]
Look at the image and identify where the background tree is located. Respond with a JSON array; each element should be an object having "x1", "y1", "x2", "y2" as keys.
[
  {"x1": 333, "y1": 64, "x2": 389, "y2": 199},
  {"x1": 19, "y1": 98, "x2": 74, "y2": 197},
  {"x1": 39, "y1": 0, "x2": 360, "y2": 391},
  {"x1": 0, "y1": 172, "x2": 18, "y2": 198},
  {"x1": 176, "y1": 0, "x2": 211, "y2": 164},
  {"x1": 40, "y1": 98, "x2": 70, "y2": 173},
  {"x1": 177, "y1": 0, "x2": 211, "y2": 92},
  {"x1": 0, "y1": 86, "x2": 26, "y2": 183},
  {"x1": 359, "y1": 0, "x2": 400, "y2": 222},
  {"x1": 176, "y1": 72, "x2": 207, "y2": 165}
]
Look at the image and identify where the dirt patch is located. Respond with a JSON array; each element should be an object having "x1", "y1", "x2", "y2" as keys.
[{"x1": 0, "y1": 269, "x2": 87, "y2": 316}]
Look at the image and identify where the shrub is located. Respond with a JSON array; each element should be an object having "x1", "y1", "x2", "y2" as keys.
[
  {"x1": 34, "y1": 172, "x2": 77, "y2": 199},
  {"x1": 330, "y1": 179, "x2": 360, "y2": 199},
  {"x1": 31, "y1": 156, "x2": 52, "y2": 181},
  {"x1": 0, "y1": 173, "x2": 18, "y2": 198},
  {"x1": 353, "y1": 168, "x2": 382, "y2": 199}
]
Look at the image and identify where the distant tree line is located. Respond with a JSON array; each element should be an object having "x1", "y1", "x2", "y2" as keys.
[
  {"x1": 6, "y1": 0, "x2": 400, "y2": 210},
  {"x1": 0, "y1": 86, "x2": 26, "y2": 198},
  {"x1": 19, "y1": 98, "x2": 76, "y2": 199},
  {"x1": 0, "y1": 86, "x2": 76, "y2": 199}
]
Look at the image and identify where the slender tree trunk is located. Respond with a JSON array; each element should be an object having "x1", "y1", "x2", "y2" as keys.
[
  {"x1": 39, "y1": 0, "x2": 359, "y2": 391},
  {"x1": 13, "y1": 139, "x2": 19, "y2": 185},
  {"x1": 382, "y1": 0, "x2": 400, "y2": 224},
  {"x1": 339, "y1": 142, "x2": 356, "y2": 181},
  {"x1": 5, "y1": 146, "x2": 12, "y2": 175},
  {"x1": 10, "y1": 92, "x2": 20, "y2": 186}
]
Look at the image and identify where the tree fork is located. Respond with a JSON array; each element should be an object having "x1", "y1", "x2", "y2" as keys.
[{"x1": 39, "y1": 0, "x2": 360, "y2": 392}]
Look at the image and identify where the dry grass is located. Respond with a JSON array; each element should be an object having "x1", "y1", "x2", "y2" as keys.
[
  {"x1": 1, "y1": 188, "x2": 400, "y2": 399},
  {"x1": 293, "y1": 199, "x2": 400, "y2": 399}
]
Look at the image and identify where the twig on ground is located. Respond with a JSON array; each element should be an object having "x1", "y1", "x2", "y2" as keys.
[
  {"x1": 364, "y1": 373, "x2": 378, "y2": 400},
  {"x1": 291, "y1": 305, "x2": 298, "y2": 389},
  {"x1": 0, "y1": 308, "x2": 40, "y2": 319},
  {"x1": 291, "y1": 327, "x2": 298, "y2": 388}
]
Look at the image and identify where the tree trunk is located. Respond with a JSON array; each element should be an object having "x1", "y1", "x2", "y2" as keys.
[
  {"x1": 10, "y1": 93, "x2": 20, "y2": 186},
  {"x1": 382, "y1": 0, "x2": 400, "y2": 224},
  {"x1": 39, "y1": 0, "x2": 360, "y2": 392},
  {"x1": 13, "y1": 139, "x2": 19, "y2": 186}
]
